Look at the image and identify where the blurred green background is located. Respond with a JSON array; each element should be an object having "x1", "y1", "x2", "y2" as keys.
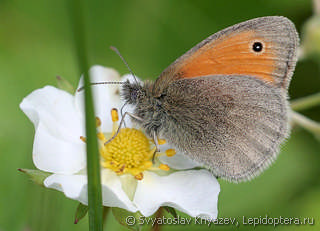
[{"x1": 1, "y1": 0, "x2": 320, "y2": 230}]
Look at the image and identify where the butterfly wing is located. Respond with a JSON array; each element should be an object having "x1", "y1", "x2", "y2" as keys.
[
  {"x1": 152, "y1": 16, "x2": 298, "y2": 96},
  {"x1": 161, "y1": 75, "x2": 289, "y2": 182}
]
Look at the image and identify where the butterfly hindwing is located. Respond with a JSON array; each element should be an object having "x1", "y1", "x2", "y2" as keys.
[{"x1": 161, "y1": 75, "x2": 289, "y2": 181}]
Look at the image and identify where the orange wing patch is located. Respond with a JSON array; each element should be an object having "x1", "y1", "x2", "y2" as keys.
[{"x1": 176, "y1": 31, "x2": 276, "y2": 83}]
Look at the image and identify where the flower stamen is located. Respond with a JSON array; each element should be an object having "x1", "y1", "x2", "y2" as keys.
[
  {"x1": 97, "y1": 132, "x2": 105, "y2": 141},
  {"x1": 165, "y1": 149, "x2": 176, "y2": 157},
  {"x1": 80, "y1": 136, "x2": 86, "y2": 143},
  {"x1": 96, "y1": 117, "x2": 102, "y2": 127},
  {"x1": 111, "y1": 108, "x2": 119, "y2": 122},
  {"x1": 159, "y1": 164, "x2": 170, "y2": 171},
  {"x1": 158, "y1": 139, "x2": 166, "y2": 145},
  {"x1": 134, "y1": 172, "x2": 144, "y2": 180}
]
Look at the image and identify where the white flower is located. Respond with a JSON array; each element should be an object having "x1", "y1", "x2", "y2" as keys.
[{"x1": 20, "y1": 65, "x2": 220, "y2": 219}]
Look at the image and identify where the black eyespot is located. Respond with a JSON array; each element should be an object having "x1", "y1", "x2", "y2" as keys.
[{"x1": 252, "y1": 42, "x2": 263, "y2": 52}]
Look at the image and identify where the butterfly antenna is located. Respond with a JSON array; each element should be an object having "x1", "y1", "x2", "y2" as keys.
[
  {"x1": 77, "y1": 81, "x2": 124, "y2": 92},
  {"x1": 76, "y1": 46, "x2": 137, "y2": 92},
  {"x1": 110, "y1": 46, "x2": 139, "y2": 84}
]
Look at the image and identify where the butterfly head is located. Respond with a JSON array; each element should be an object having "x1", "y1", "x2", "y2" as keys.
[{"x1": 121, "y1": 80, "x2": 147, "y2": 105}]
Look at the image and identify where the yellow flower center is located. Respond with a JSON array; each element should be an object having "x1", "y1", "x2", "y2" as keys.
[
  {"x1": 101, "y1": 128, "x2": 154, "y2": 178},
  {"x1": 81, "y1": 108, "x2": 175, "y2": 180}
]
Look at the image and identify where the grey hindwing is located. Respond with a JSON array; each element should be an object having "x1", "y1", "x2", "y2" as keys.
[{"x1": 161, "y1": 75, "x2": 289, "y2": 182}]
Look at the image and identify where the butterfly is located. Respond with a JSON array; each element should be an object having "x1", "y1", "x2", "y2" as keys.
[{"x1": 115, "y1": 16, "x2": 299, "y2": 182}]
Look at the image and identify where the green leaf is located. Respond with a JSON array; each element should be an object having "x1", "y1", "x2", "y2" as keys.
[
  {"x1": 74, "y1": 203, "x2": 89, "y2": 224},
  {"x1": 56, "y1": 75, "x2": 75, "y2": 94},
  {"x1": 112, "y1": 207, "x2": 142, "y2": 231},
  {"x1": 18, "y1": 168, "x2": 51, "y2": 187},
  {"x1": 163, "y1": 206, "x2": 178, "y2": 218},
  {"x1": 68, "y1": 0, "x2": 103, "y2": 230}
]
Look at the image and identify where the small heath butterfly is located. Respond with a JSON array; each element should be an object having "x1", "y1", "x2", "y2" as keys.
[{"x1": 117, "y1": 16, "x2": 299, "y2": 182}]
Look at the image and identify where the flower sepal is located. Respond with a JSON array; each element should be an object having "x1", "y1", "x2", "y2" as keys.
[
  {"x1": 162, "y1": 206, "x2": 178, "y2": 218},
  {"x1": 112, "y1": 207, "x2": 142, "y2": 231},
  {"x1": 56, "y1": 76, "x2": 75, "y2": 94},
  {"x1": 74, "y1": 203, "x2": 89, "y2": 224},
  {"x1": 18, "y1": 168, "x2": 52, "y2": 187}
]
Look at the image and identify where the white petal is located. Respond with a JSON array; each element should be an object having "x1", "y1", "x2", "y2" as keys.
[
  {"x1": 20, "y1": 86, "x2": 86, "y2": 173},
  {"x1": 44, "y1": 174, "x2": 87, "y2": 200},
  {"x1": 101, "y1": 169, "x2": 138, "y2": 212},
  {"x1": 44, "y1": 169, "x2": 138, "y2": 212},
  {"x1": 159, "y1": 144, "x2": 201, "y2": 170},
  {"x1": 75, "y1": 65, "x2": 122, "y2": 132},
  {"x1": 134, "y1": 170, "x2": 220, "y2": 219},
  {"x1": 33, "y1": 122, "x2": 86, "y2": 173},
  {"x1": 121, "y1": 73, "x2": 140, "y2": 83},
  {"x1": 20, "y1": 86, "x2": 84, "y2": 140}
]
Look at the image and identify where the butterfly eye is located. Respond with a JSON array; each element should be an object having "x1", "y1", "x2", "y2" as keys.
[
  {"x1": 252, "y1": 42, "x2": 263, "y2": 52},
  {"x1": 156, "y1": 101, "x2": 162, "y2": 109},
  {"x1": 131, "y1": 91, "x2": 138, "y2": 100}
]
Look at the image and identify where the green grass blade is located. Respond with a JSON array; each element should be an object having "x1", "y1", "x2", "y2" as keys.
[{"x1": 68, "y1": 0, "x2": 103, "y2": 230}]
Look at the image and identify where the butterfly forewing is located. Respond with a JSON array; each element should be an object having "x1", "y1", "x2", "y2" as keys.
[{"x1": 152, "y1": 16, "x2": 298, "y2": 96}]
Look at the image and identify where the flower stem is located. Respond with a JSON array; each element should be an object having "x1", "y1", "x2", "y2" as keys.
[
  {"x1": 68, "y1": 0, "x2": 103, "y2": 230},
  {"x1": 314, "y1": 0, "x2": 320, "y2": 15},
  {"x1": 290, "y1": 92, "x2": 320, "y2": 111},
  {"x1": 290, "y1": 110, "x2": 320, "y2": 140}
]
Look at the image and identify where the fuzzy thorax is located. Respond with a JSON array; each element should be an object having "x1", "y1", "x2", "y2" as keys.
[{"x1": 121, "y1": 80, "x2": 164, "y2": 135}]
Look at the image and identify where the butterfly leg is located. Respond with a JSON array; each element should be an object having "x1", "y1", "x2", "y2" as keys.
[
  {"x1": 152, "y1": 130, "x2": 160, "y2": 163},
  {"x1": 104, "y1": 112, "x2": 143, "y2": 146},
  {"x1": 120, "y1": 102, "x2": 128, "y2": 127}
]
